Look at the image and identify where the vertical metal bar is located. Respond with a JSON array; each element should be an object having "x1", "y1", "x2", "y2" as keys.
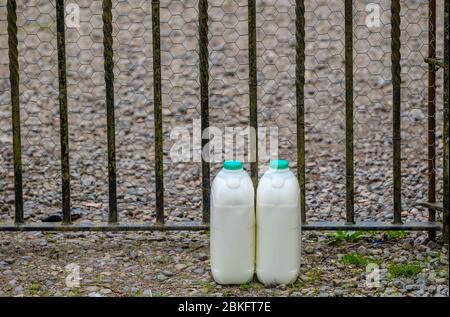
[
  {"x1": 102, "y1": 0, "x2": 118, "y2": 223},
  {"x1": 56, "y1": 0, "x2": 71, "y2": 224},
  {"x1": 296, "y1": 0, "x2": 306, "y2": 224},
  {"x1": 428, "y1": 0, "x2": 436, "y2": 241},
  {"x1": 345, "y1": 0, "x2": 354, "y2": 224},
  {"x1": 443, "y1": 0, "x2": 449, "y2": 245},
  {"x1": 7, "y1": 0, "x2": 24, "y2": 224},
  {"x1": 391, "y1": 0, "x2": 402, "y2": 224},
  {"x1": 199, "y1": 0, "x2": 210, "y2": 224},
  {"x1": 248, "y1": 0, "x2": 258, "y2": 188},
  {"x1": 152, "y1": 0, "x2": 164, "y2": 224}
]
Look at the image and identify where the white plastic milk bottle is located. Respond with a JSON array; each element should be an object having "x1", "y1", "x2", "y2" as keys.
[
  {"x1": 256, "y1": 160, "x2": 301, "y2": 285},
  {"x1": 210, "y1": 160, "x2": 255, "y2": 284}
]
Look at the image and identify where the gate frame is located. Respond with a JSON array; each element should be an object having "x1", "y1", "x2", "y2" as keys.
[{"x1": 1, "y1": 0, "x2": 448, "y2": 244}]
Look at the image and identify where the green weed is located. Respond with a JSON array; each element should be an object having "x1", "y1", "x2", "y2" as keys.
[
  {"x1": 325, "y1": 231, "x2": 370, "y2": 244},
  {"x1": 26, "y1": 281, "x2": 42, "y2": 295},
  {"x1": 388, "y1": 263, "x2": 422, "y2": 278},
  {"x1": 341, "y1": 253, "x2": 367, "y2": 267}
]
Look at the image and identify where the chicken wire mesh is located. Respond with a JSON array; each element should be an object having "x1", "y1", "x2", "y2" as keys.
[{"x1": 0, "y1": 0, "x2": 446, "y2": 228}]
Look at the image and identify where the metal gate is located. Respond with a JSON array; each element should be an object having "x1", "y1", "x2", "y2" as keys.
[{"x1": 0, "y1": 0, "x2": 448, "y2": 243}]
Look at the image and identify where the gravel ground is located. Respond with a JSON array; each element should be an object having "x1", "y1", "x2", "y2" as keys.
[
  {"x1": 0, "y1": 0, "x2": 448, "y2": 297},
  {"x1": 0, "y1": 231, "x2": 448, "y2": 297}
]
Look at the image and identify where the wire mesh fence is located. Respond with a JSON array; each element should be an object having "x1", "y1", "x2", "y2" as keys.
[{"x1": 0, "y1": 0, "x2": 448, "y2": 240}]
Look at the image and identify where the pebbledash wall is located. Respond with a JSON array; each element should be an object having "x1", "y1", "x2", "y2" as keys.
[{"x1": 0, "y1": 0, "x2": 448, "y2": 243}]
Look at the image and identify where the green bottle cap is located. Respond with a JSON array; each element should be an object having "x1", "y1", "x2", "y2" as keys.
[
  {"x1": 223, "y1": 160, "x2": 243, "y2": 170},
  {"x1": 270, "y1": 160, "x2": 289, "y2": 170}
]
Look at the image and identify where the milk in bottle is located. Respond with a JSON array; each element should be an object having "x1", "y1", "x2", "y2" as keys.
[
  {"x1": 256, "y1": 160, "x2": 301, "y2": 285},
  {"x1": 210, "y1": 161, "x2": 255, "y2": 284}
]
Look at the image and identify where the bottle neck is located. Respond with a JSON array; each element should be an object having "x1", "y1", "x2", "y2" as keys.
[
  {"x1": 268, "y1": 167, "x2": 289, "y2": 173},
  {"x1": 223, "y1": 168, "x2": 243, "y2": 174}
]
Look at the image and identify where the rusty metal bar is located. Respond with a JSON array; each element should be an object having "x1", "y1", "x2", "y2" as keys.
[
  {"x1": 7, "y1": 0, "x2": 23, "y2": 224},
  {"x1": 102, "y1": 0, "x2": 118, "y2": 223},
  {"x1": 424, "y1": 58, "x2": 446, "y2": 69},
  {"x1": 296, "y1": 0, "x2": 306, "y2": 224},
  {"x1": 302, "y1": 221, "x2": 442, "y2": 231},
  {"x1": 391, "y1": 0, "x2": 402, "y2": 224},
  {"x1": 0, "y1": 221, "x2": 441, "y2": 232},
  {"x1": 56, "y1": 0, "x2": 71, "y2": 224},
  {"x1": 199, "y1": 0, "x2": 210, "y2": 224},
  {"x1": 418, "y1": 201, "x2": 443, "y2": 211},
  {"x1": 427, "y1": 0, "x2": 436, "y2": 241},
  {"x1": 443, "y1": 0, "x2": 449, "y2": 245},
  {"x1": 0, "y1": 223, "x2": 209, "y2": 232},
  {"x1": 248, "y1": 0, "x2": 258, "y2": 188},
  {"x1": 345, "y1": 0, "x2": 354, "y2": 224},
  {"x1": 152, "y1": 0, "x2": 164, "y2": 224}
]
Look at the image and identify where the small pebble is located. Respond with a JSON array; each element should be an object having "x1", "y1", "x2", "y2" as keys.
[{"x1": 305, "y1": 246, "x2": 314, "y2": 254}]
